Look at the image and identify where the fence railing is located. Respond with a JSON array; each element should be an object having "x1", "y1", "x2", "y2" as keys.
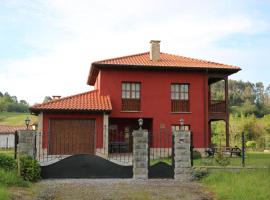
[
  {"x1": 209, "y1": 100, "x2": 226, "y2": 113},
  {"x1": 148, "y1": 129, "x2": 174, "y2": 166}
]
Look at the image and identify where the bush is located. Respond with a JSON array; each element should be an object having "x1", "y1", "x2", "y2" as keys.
[
  {"x1": 214, "y1": 152, "x2": 230, "y2": 166},
  {"x1": 246, "y1": 141, "x2": 256, "y2": 149},
  {"x1": 0, "y1": 154, "x2": 16, "y2": 171},
  {"x1": 193, "y1": 150, "x2": 202, "y2": 160},
  {"x1": 192, "y1": 168, "x2": 208, "y2": 180},
  {"x1": 20, "y1": 156, "x2": 41, "y2": 182}
]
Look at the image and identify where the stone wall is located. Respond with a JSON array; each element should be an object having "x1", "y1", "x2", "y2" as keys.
[
  {"x1": 132, "y1": 129, "x2": 148, "y2": 179},
  {"x1": 173, "y1": 130, "x2": 191, "y2": 181},
  {"x1": 17, "y1": 130, "x2": 36, "y2": 158}
]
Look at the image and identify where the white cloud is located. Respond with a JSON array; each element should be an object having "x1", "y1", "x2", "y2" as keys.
[{"x1": 1, "y1": 0, "x2": 269, "y2": 104}]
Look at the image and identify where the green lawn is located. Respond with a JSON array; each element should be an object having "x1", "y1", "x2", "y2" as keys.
[
  {"x1": 199, "y1": 152, "x2": 270, "y2": 200},
  {"x1": 0, "y1": 150, "x2": 14, "y2": 158},
  {"x1": 194, "y1": 152, "x2": 270, "y2": 167},
  {"x1": 202, "y1": 169, "x2": 270, "y2": 200},
  {"x1": 0, "y1": 112, "x2": 37, "y2": 126}
]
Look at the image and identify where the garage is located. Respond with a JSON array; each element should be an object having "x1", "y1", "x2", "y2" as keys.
[{"x1": 49, "y1": 119, "x2": 95, "y2": 155}]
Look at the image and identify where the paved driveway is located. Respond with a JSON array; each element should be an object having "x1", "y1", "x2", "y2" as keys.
[{"x1": 35, "y1": 179, "x2": 213, "y2": 200}]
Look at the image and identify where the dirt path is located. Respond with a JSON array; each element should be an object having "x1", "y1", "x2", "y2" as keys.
[{"x1": 34, "y1": 179, "x2": 213, "y2": 200}]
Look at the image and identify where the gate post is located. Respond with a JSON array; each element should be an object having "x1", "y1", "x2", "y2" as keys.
[
  {"x1": 17, "y1": 130, "x2": 36, "y2": 158},
  {"x1": 173, "y1": 130, "x2": 192, "y2": 181},
  {"x1": 132, "y1": 129, "x2": 148, "y2": 179}
]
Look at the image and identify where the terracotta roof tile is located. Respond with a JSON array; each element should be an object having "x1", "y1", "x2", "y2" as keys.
[
  {"x1": 0, "y1": 125, "x2": 26, "y2": 134},
  {"x1": 94, "y1": 52, "x2": 240, "y2": 69},
  {"x1": 30, "y1": 90, "x2": 112, "y2": 113},
  {"x1": 88, "y1": 52, "x2": 241, "y2": 85}
]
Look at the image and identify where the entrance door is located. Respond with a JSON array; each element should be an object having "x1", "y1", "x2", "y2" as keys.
[{"x1": 49, "y1": 119, "x2": 95, "y2": 155}]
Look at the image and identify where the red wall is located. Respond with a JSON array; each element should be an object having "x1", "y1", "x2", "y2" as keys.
[
  {"x1": 99, "y1": 69, "x2": 209, "y2": 148},
  {"x1": 42, "y1": 113, "x2": 104, "y2": 148}
]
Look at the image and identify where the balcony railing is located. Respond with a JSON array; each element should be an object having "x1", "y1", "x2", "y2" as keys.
[
  {"x1": 122, "y1": 99, "x2": 140, "y2": 111},
  {"x1": 209, "y1": 100, "x2": 226, "y2": 113},
  {"x1": 171, "y1": 100, "x2": 190, "y2": 112}
]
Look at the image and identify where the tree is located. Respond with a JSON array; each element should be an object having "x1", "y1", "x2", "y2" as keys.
[
  {"x1": 43, "y1": 96, "x2": 52, "y2": 103},
  {"x1": 19, "y1": 100, "x2": 28, "y2": 105},
  {"x1": 0, "y1": 91, "x2": 29, "y2": 112},
  {"x1": 255, "y1": 82, "x2": 264, "y2": 104}
]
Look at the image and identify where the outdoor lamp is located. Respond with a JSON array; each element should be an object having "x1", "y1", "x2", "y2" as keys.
[
  {"x1": 32, "y1": 124, "x2": 37, "y2": 131},
  {"x1": 138, "y1": 118, "x2": 143, "y2": 130},
  {"x1": 179, "y1": 118, "x2": 184, "y2": 130},
  {"x1": 25, "y1": 117, "x2": 30, "y2": 130}
]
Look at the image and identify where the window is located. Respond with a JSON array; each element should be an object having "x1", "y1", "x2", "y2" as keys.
[
  {"x1": 171, "y1": 125, "x2": 190, "y2": 132},
  {"x1": 171, "y1": 83, "x2": 190, "y2": 112},
  {"x1": 122, "y1": 82, "x2": 141, "y2": 111}
]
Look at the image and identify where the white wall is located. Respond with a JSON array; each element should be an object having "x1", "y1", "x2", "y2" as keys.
[{"x1": 0, "y1": 134, "x2": 14, "y2": 148}]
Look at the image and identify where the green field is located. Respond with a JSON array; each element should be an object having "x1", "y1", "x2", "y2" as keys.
[
  {"x1": 199, "y1": 152, "x2": 270, "y2": 200},
  {"x1": 0, "y1": 112, "x2": 37, "y2": 126},
  {"x1": 194, "y1": 152, "x2": 270, "y2": 167}
]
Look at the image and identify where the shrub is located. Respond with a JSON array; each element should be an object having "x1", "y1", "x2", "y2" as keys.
[
  {"x1": 193, "y1": 150, "x2": 202, "y2": 160},
  {"x1": 0, "y1": 154, "x2": 16, "y2": 171},
  {"x1": 192, "y1": 168, "x2": 208, "y2": 180},
  {"x1": 214, "y1": 151, "x2": 230, "y2": 166},
  {"x1": 20, "y1": 156, "x2": 41, "y2": 182},
  {"x1": 246, "y1": 141, "x2": 256, "y2": 149}
]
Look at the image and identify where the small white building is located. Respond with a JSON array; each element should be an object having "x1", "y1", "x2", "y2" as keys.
[{"x1": 0, "y1": 125, "x2": 25, "y2": 148}]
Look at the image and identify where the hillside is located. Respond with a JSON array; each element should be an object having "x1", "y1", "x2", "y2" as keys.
[{"x1": 0, "y1": 112, "x2": 37, "y2": 126}]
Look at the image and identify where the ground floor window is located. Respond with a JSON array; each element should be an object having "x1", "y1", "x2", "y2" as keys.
[{"x1": 171, "y1": 124, "x2": 190, "y2": 131}]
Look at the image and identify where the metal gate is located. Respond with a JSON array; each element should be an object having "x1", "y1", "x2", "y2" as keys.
[
  {"x1": 33, "y1": 123, "x2": 133, "y2": 179},
  {"x1": 148, "y1": 129, "x2": 174, "y2": 179}
]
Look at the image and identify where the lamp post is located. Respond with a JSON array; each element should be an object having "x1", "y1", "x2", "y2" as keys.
[
  {"x1": 24, "y1": 117, "x2": 30, "y2": 130},
  {"x1": 179, "y1": 118, "x2": 184, "y2": 131},
  {"x1": 138, "y1": 118, "x2": 143, "y2": 130}
]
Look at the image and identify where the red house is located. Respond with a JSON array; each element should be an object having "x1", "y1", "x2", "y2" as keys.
[{"x1": 30, "y1": 40, "x2": 240, "y2": 156}]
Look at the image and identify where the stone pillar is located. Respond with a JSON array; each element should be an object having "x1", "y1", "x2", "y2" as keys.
[
  {"x1": 17, "y1": 130, "x2": 36, "y2": 158},
  {"x1": 36, "y1": 112, "x2": 43, "y2": 159},
  {"x1": 132, "y1": 129, "x2": 148, "y2": 179},
  {"x1": 103, "y1": 114, "x2": 109, "y2": 156},
  {"x1": 174, "y1": 130, "x2": 192, "y2": 181}
]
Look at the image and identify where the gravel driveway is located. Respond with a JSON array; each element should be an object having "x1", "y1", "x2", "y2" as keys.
[{"x1": 35, "y1": 179, "x2": 213, "y2": 200}]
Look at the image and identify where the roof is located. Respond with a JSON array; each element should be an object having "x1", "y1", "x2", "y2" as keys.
[
  {"x1": 29, "y1": 90, "x2": 112, "y2": 113},
  {"x1": 0, "y1": 125, "x2": 26, "y2": 134},
  {"x1": 88, "y1": 52, "x2": 241, "y2": 85}
]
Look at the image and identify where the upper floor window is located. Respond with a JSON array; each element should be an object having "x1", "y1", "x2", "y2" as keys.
[
  {"x1": 122, "y1": 82, "x2": 141, "y2": 111},
  {"x1": 171, "y1": 125, "x2": 190, "y2": 132},
  {"x1": 171, "y1": 83, "x2": 190, "y2": 112}
]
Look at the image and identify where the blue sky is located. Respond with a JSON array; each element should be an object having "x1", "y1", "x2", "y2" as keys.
[{"x1": 0, "y1": 0, "x2": 270, "y2": 104}]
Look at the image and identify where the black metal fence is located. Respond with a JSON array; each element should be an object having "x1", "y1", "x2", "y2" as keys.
[
  {"x1": 148, "y1": 129, "x2": 174, "y2": 178},
  {"x1": 87, "y1": 125, "x2": 134, "y2": 165},
  {"x1": 148, "y1": 129, "x2": 174, "y2": 164}
]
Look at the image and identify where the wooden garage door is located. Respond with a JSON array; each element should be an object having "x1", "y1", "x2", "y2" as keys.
[{"x1": 49, "y1": 119, "x2": 95, "y2": 155}]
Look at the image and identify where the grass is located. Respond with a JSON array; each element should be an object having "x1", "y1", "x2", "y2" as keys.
[
  {"x1": 202, "y1": 170, "x2": 270, "y2": 200},
  {"x1": 0, "y1": 151, "x2": 31, "y2": 200},
  {"x1": 0, "y1": 112, "x2": 37, "y2": 126},
  {"x1": 194, "y1": 152, "x2": 270, "y2": 167},
  {"x1": 0, "y1": 186, "x2": 9, "y2": 200},
  {"x1": 198, "y1": 152, "x2": 270, "y2": 200},
  {"x1": 150, "y1": 157, "x2": 172, "y2": 166},
  {"x1": 0, "y1": 149, "x2": 14, "y2": 158},
  {"x1": 0, "y1": 169, "x2": 30, "y2": 200}
]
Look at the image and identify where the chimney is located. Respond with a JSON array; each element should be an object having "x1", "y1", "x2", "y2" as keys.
[
  {"x1": 52, "y1": 95, "x2": 61, "y2": 100},
  {"x1": 150, "y1": 40, "x2": 161, "y2": 61}
]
